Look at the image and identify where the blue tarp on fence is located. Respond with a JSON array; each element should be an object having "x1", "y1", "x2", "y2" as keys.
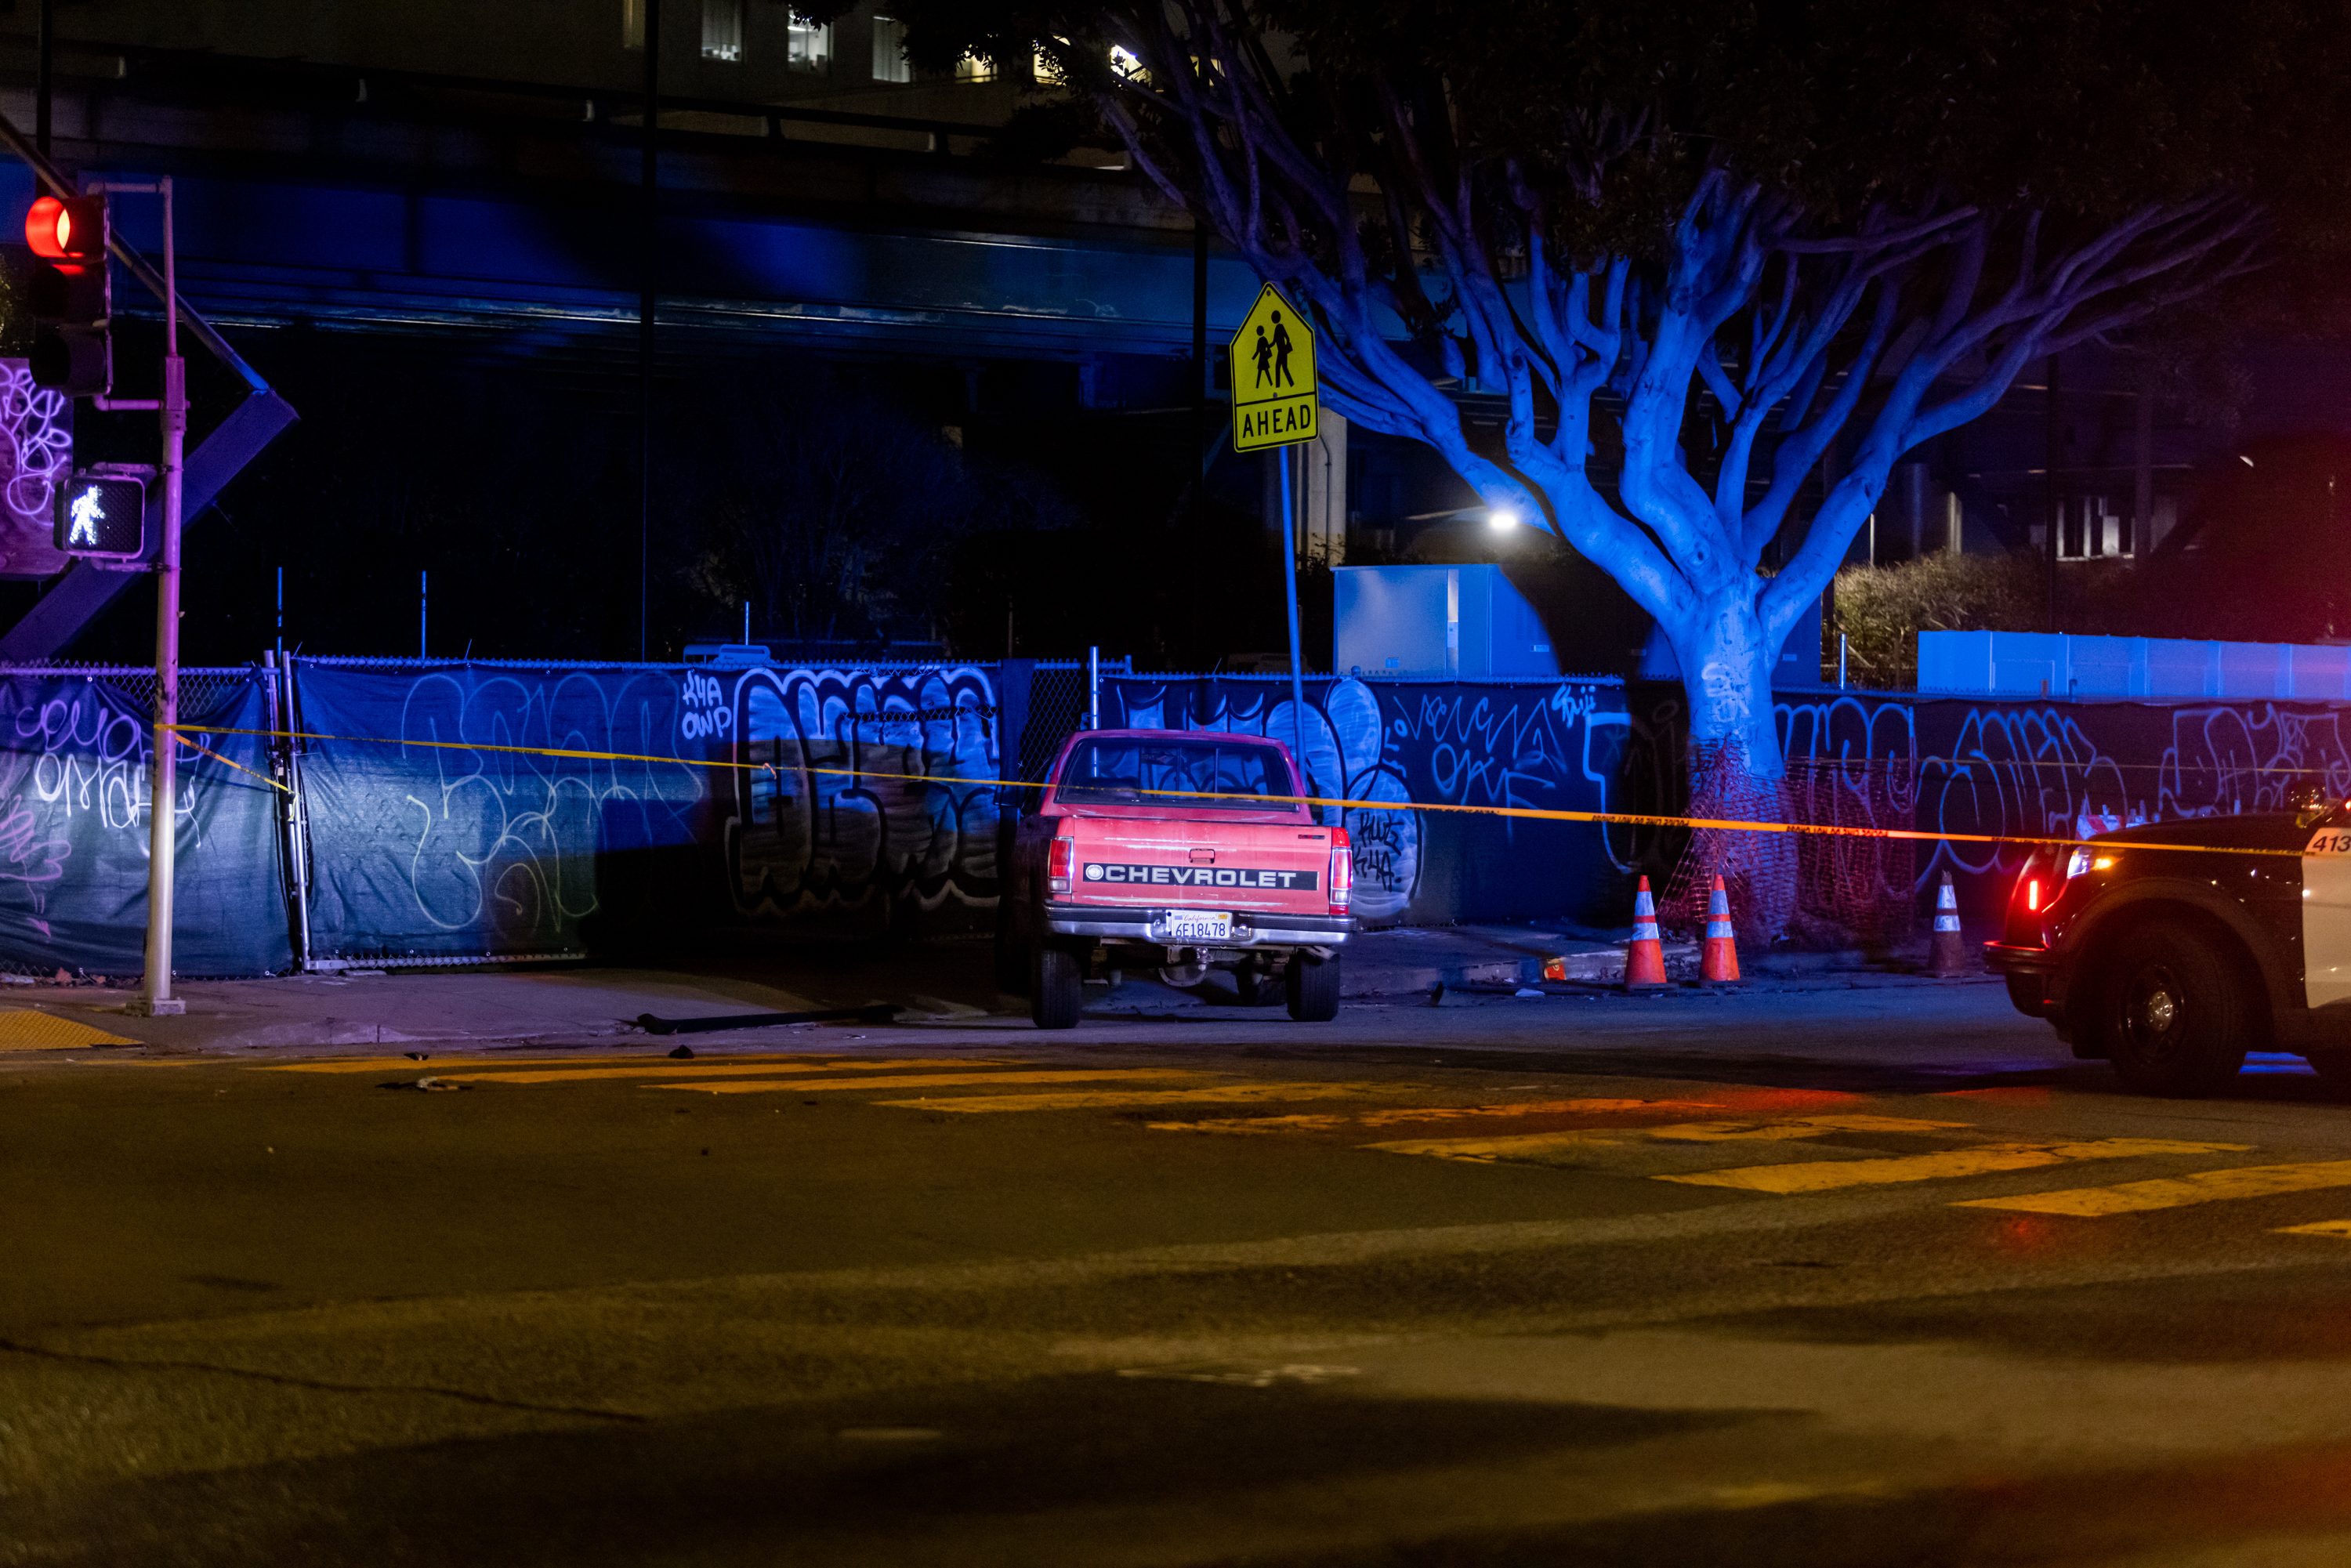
[
  {"x1": 0, "y1": 667, "x2": 285, "y2": 976},
  {"x1": 290, "y1": 659, "x2": 1010, "y2": 959}
]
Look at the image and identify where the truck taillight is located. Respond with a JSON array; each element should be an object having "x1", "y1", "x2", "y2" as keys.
[
  {"x1": 1048, "y1": 832, "x2": 1074, "y2": 895},
  {"x1": 1328, "y1": 825, "x2": 1352, "y2": 915}
]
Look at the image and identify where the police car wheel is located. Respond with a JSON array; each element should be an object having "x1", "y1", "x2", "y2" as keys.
[
  {"x1": 1286, "y1": 952, "x2": 1341, "y2": 1022},
  {"x1": 2094, "y1": 922, "x2": 2249, "y2": 1097},
  {"x1": 1031, "y1": 943, "x2": 1085, "y2": 1030}
]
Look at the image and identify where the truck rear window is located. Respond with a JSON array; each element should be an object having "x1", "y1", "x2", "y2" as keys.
[{"x1": 1053, "y1": 737, "x2": 1298, "y2": 810}]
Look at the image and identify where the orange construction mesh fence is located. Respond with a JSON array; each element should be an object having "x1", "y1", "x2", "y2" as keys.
[{"x1": 1661, "y1": 744, "x2": 1916, "y2": 947}]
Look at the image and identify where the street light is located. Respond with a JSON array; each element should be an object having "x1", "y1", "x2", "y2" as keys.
[{"x1": 1488, "y1": 507, "x2": 1520, "y2": 530}]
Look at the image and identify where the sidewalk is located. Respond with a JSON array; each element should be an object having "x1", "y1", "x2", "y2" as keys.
[{"x1": 0, "y1": 922, "x2": 1983, "y2": 1058}]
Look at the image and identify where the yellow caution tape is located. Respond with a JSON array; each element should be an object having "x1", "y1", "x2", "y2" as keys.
[{"x1": 154, "y1": 722, "x2": 2305, "y2": 860}]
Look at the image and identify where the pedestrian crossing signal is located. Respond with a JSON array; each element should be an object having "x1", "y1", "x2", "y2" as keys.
[
  {"x1": 1229, "y1": 283, "x2": 1318, "y2": 453},
  {"x1": 53, "y1": 473, "x2": 147, "y2": 559}
]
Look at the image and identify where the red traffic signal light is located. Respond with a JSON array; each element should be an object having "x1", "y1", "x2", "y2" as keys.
[
  {"x1": 24, "y1": 193, "x2": 110, "y2": 397},
  {"x1": 25, "y1": 194, "x2": 105, "y2": 261}
]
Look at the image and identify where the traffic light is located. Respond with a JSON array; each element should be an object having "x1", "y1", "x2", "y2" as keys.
[
  {"x1": 53, "y1": 470, "x2": 147, "y2": 559},
  {"x1": 24, "y1": 193, "x2": 110, "y2": 397}
]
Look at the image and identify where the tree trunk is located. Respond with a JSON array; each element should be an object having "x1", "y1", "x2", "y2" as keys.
[{"x1": 1662, "y1": 589, "x2": 1798, "y2": 943}]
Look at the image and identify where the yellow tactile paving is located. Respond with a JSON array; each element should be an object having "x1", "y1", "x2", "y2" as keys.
[
  {"x1": 1366, "y1": 1114, "x2": 1971, "y2": 1165},
  {"x1": 1957, "y1": 1159, "x2": 2351, "y2": 1216},
  {"x1": 1665, "y1": 1139, "x2": 2251, "y2": 1195},
  {"x1": 878, "y1": 1081, "x2": 1431, "y2": 1114},
  {"x1": 0, "y1": 1007, "x2": 141, "y2": 1052},
  {"x1": 650, "y1": 1069, "x2": 1211, "y2": 1095}
]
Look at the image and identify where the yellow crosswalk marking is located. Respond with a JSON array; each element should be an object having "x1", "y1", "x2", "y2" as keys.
[
  {"x1": 1368, "y1": 1114, "x2": 1971, "y2": 1165},
  {"x1": 430, "y1": 1058, "x2": 1014, "y2": 1085},
  {"x1": 650, "y1": 1069, "x2": 1209, "y2": 1095},
  {"x1": 263, "y1": 1055, "x2": 1010, "y2": 1077},
  {"x1": 2279, "y1": 1219, "x2": 2351, "y2": 1238},
  {"x1": 1643, "y1": 1114, "x2": 1971, "y2": 1143},
  {"x1": 1956, "y1": 1159, "x2": 2351, "y2": 1216},
  {"x1": 1150, "y1": 1099, "x2": 1728, "y2": 1137},
  {"x1": 1665, "y1": 1139, "x2": 2250, "y2": 1195},
  {"x1": 886, "y1": 1081, "x2": 1428, "y2": 1114}
]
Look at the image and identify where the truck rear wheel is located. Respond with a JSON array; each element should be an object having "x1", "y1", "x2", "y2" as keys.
[
  {"x1": 1031, "y1": 941, "x2": 1085, "y2": 1030},
  {"x1": 2088, "y1": 920, "x2": 2250, "y2": 1097},
  {"x1": 1286, "y1": 952, "x2": 1341, "y2": 1023}
]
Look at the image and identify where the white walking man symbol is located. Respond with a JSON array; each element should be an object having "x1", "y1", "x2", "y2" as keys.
[{"x1": 66, "y1": 487, "x2": 101, "y2": 547}]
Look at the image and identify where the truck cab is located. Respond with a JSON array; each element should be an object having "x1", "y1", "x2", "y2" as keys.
[{"x1": 1002, "y1": 729, "x2": 1355, "y2": 1028}]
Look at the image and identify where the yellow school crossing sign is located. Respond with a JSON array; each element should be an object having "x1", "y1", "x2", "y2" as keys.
[{"x1": 1230, "y1": 283, "x2": 1317, "y2": 451}]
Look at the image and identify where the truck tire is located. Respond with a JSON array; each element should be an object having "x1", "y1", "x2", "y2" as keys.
[
  {"x1": 2088, "y1": 919, "x2": 2250, "y2": 1097},
  {"x1": 1031, "y1": 941, "x2": 1085, "y2": 1030},
  {"x1": 1285, "y1": 951, "x2": 1341, "y2": 1023}
]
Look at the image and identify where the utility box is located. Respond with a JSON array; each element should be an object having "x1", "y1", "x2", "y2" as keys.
[{"x1": 1334, "y1": 564, "x2": 1560, "y2": 678}]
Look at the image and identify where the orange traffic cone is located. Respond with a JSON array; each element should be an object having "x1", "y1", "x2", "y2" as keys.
[
  {"x1": 1929, "y1": 871, "x2": 1969, "y2": 976},
  {"x1": 1701, "y1": 875, "x2": 1741, "y2": 983},
  {"x1": 1625, "y1": 875, "x2": 1668, "y2": 989}
]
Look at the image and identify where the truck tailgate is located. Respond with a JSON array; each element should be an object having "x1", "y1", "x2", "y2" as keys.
[{"x1": 1064, "y1": 815, "x2": 1328, "y2": 911}]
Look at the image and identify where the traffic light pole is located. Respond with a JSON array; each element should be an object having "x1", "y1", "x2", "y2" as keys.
[{"x1": 122, "y1": 177, "x2": 185, "y2": 1017}]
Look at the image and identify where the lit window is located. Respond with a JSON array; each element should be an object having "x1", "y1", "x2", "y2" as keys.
[
  {"x1": 788, "y1": 18, "x2": 831, "y2": 71},
  {"x1": 623, "y1": 0, "x2": 646, "y2": 50},
  {"x1": 955, "y1": 53, "x2": 995, "y2": 82},
  {"x1": 1110, "y1": 45, "x2": 1144, "y2": 79},
  {"x1": 701, "y1": 0, "x2": 743, "y2": 62},
  {"x1": 871, "y1": 15, "x2": 909, "y2": 82}
]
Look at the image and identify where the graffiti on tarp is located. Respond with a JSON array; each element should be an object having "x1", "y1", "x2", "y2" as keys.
[
  {"x1": 2159, "y1": 704, "x2": 2351, "y2": 820},
  {"x1": 1777, "y1": 692, "x2": 2351, "y2": 916},
  {"x1": 1103, "y1": 675, "x2": 1635, "y2": 925},
  {"x1": 295, "y1": 666, "x2": 705, "y2": 956},
  {"x1": 0, "y1": 671, "x2": 280, "y2": 972},
  {"x1": 391, "y1": 670, "x2": 708, "y2": 943},
  {"x1": 726, "y1": 664, "x2": 1000, "y2": 929}
]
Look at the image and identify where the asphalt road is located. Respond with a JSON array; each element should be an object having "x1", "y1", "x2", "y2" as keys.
[{"x1": 14, "y1": 962, "x2": 2351, "y2": 1566}]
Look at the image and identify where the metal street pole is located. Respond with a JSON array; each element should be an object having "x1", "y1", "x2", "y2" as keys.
[
  {"x1": 1280, "y1": 444, "x2": 1306, "y2": 766},
  {"x1": 131, "y1": 177, "x2": 186, "y2": 1016},
  {"x1": 639, "y1": 0, "x2": 659, "y2": 663}
]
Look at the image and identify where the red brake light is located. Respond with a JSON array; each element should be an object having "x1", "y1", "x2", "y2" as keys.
[
  {"x1": 1047, "y1": 831, "x2": 1074, "y2": 895},
  {"x1": 2024, "y1": 877, "x2": 2041, "y2": 913},
  {"x1": 1328, "y1": 825, "x2": 1352, "y2": 915}
]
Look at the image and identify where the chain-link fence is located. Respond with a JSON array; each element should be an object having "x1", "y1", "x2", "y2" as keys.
[{"x1": 0, "y1": 664, "x2": 259, "y2": 723}]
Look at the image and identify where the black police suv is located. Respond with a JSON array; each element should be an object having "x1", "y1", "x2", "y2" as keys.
[{"x1": 1986, "y1": 792, "x2": 2351, "y2": 1097}]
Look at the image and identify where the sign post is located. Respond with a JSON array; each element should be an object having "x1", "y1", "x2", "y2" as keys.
[{"x1": 1229, "y1": 284, "x2": 1320, "y2": 774}]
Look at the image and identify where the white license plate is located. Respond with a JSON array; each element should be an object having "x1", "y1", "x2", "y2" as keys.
[{"x1": 1164, "y1": 909, "x2": 1233, "y2": 942}]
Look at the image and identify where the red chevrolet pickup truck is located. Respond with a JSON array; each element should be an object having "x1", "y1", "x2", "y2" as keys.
[{"x1": 1002, "y1": 729, "x2": 1355, "y2": 1029}]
